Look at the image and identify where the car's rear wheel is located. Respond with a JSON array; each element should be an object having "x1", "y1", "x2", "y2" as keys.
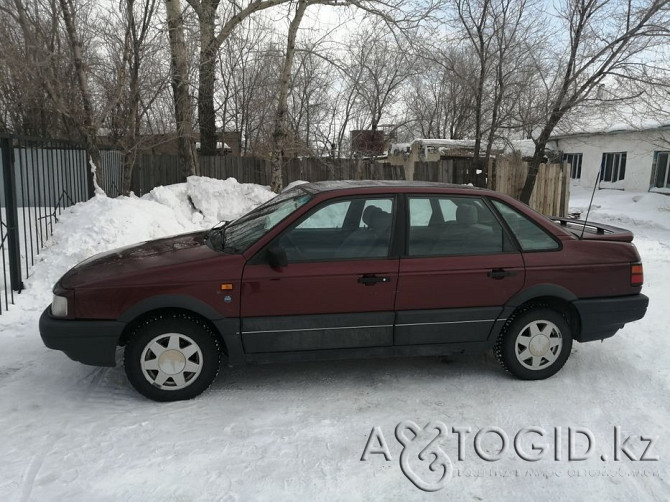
[
  {"x1": 124, "y1": 314, "x2": 220, "y2": 401},
  {"x1": 495, "y1": 307, "x2": 572, "y2": 380}
]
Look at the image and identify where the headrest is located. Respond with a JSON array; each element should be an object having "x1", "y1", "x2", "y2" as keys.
[
  {"x1": 363, "y1": 205, "x2": 392, "y2": 231},
  {"x1": 362, "y1": 205, "x2": 381, "y2": 227},
  {"x1": 456, "y1": 205, "x2": 478, "y2": 225}
]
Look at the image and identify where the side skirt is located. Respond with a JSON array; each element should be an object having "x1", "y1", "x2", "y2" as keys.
[{"x1": 243, "y1": 341, "x2": 494, "y2": 365}]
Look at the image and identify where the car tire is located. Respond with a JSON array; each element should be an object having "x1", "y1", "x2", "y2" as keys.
[
  {"x1": 495, "y1": 307, "x2": 572, "y2": 380},
  {"x1": 124, "y1": 314, "x2": 221, "y2": 401}
]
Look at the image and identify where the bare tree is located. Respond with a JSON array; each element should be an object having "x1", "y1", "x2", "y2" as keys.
[
  {"x1": 111, "y1": 0, "x2": 162, "y2": 195},
  {"x1": 287, "y1": 49, "x2": 333, "y2": 156},
  {"x1": 56, "y1": 0, "x2": 107, "y2": 177},
  {"x1": 518, "y1": 0, "x2": 670, "y2": 203},
  {"x1": 217, "y1": 19, "x2": 278, "y2": 155},
  {"x1": 404, "y1": 47, "x2": 477, "y2": 139},
  {"x1": 346, "y1": 27, "x2": 414, "y2": 133},
  {"x1": 452, "y1": 0, "x2": 493, "y2": 170},
  {"x1": 270, "y1": 0, "x2": 309, "y2": 193},
  {"x1": 184, "y1": 0, "x2": 289, "y2": 156},
  {"x1": 2, "y1": 0, "x2": 134, "y2": 180}
]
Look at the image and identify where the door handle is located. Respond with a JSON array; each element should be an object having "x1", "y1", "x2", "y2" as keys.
[
  {"x1": 487, "y1": 268, "x2": 517, "y2": 280},
  {"x1": 358, "y1": 275, "x2": 391, "y2": 285}
]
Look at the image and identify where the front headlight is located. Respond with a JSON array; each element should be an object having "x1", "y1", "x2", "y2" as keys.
[{"x1": 51, "y1": 295, "x2": 68, "y2": 317}]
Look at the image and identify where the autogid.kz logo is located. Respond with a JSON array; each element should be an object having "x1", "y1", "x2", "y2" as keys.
[{"x1": 360, "y1": 422, "x2": 659, "y2": 492}]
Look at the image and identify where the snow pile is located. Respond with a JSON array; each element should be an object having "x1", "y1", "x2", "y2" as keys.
[
  {"x1": 142, "y1": 176, "x2": 274, "y2": 227},
  {"x1": 570, "y1": 184, "x2": 670, "y2": 231},
  {"x1": 170, "y1": 176, "x2": 274, "y2": 224}
]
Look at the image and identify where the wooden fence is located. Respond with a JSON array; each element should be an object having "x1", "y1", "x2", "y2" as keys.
[
  {"x1": 127, "y1": 156, "x2": 408, "y2": 196},
  {"x1": 100, "y1": 153, "x2": 568, "y2": 216},
  {"x1": 495, "y1": 155, "x2": 570, "y2": 216},
  {"x1": 414, "y1": 158, "x2": 487, "y2": 186}
]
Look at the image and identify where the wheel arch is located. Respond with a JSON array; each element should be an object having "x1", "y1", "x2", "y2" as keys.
[
  {"x1": 501, "y1": 285, "x2": 581, "y2": 341},
  {"x1": 118, "y1": 295, "x2": 224, "y2": 324},
  {"x1": 117, "y1": 295, "x2": 244, "y2": 364}
]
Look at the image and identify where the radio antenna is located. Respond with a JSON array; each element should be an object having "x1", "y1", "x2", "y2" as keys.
[{"x1": 580, "y1": 168, "x2": 601, "y2": 239}]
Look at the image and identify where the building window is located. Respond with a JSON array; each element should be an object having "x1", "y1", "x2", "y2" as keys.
[
  {"x1": 600, "y1": 152, "x2": 626, "y2": 182},
  {"x1": 563, "y1": 153, "x2": 582, "y2": 179},
  {"x1": 652, "y1": 151, "x2": 670, "y2": 189}
]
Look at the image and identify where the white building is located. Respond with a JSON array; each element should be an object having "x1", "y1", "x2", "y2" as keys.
[{"x1": 548, "y1": 121, "x2": 670, "y2": 193}]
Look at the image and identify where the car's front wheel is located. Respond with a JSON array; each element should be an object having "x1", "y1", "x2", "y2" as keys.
[
  {"x1": 124, "y1": 314, "x2": 220, "y2": 401},
  {"x1": 495, "y1": 307, "x2": 572, "y2": 380}
]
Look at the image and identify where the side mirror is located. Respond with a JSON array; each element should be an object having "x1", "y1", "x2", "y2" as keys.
[{"x1": 267, "y1": 245, "x2": 288, "y2": 269}]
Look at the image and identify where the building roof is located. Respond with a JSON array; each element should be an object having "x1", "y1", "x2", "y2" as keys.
[{"x1": 551, "y1": 101, "x2": 670, "y2": 139}]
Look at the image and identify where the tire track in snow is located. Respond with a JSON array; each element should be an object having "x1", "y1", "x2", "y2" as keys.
[
  {"x1": 18, "y1": 433, "x2": 65, "y2": 502},
  {"x1": 17, "y1": 367, "x2": 109, "y2": 500}
]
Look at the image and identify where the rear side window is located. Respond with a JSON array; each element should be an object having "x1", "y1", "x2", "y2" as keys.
[
  {"x1": 491, "y1": 200, "x2": 559, "y2": 251},
  {"x1": 407, "y1": 196, "x2": 508, "y2": 256}
]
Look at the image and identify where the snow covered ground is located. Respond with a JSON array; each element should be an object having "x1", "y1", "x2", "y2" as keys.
[{"x1": 0, "y1": 179, "x2": 668, "y2": 501}]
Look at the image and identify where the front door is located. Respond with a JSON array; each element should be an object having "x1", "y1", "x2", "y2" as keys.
[
  {"x1": 394, "y1": 194, "x2": 525, "y2": 345},
  {"x1": 241, "y1": 196, "x2": 399, "y2": 353}
]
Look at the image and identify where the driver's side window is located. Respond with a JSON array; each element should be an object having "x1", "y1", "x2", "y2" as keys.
[{"x1": 278, "y1": 197, "x2": 394, "y2": 262}]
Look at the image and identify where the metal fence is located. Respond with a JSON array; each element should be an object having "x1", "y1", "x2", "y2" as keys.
[
  {"x1": 0, "y1": 135, "x2": 92, "y2": 314},
  {"x1": 100, "y1": 150, "x2": 124, "y2": 197}
]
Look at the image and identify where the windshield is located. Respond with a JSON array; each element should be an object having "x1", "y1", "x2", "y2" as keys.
[{"x1": 216, "y1": 191, "x2": 312, "y2": 253}]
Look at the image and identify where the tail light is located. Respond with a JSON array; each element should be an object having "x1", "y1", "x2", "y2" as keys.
[{"x1": 631, "y1": 263, "x2": 644, "y2": 287}]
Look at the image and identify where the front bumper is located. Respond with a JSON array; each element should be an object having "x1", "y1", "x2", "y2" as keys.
[
  {"x1": 39, "y1": 308, "x2": 126, "y2": 366},
  {"x1": 573, "y1": 294, "x2": 649, "y2": 342}
]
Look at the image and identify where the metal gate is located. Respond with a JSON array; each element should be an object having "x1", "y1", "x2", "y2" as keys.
[{"x1": 0, "y1": 135, "x2": 94, "y2": 314}]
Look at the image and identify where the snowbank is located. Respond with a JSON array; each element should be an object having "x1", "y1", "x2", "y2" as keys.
[{"x1": 570, "y1": 184, "x2": 670, "y2": 231}]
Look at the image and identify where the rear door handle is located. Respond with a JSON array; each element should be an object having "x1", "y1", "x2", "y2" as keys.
[
  {"x1": 487, "y1": 268, "x2": 517, "y2": 280},
  {"x1": 358, "y1": 275, "x2": 391, "y2": 285}
]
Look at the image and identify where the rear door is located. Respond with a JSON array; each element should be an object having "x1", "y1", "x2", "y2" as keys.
[
  {"x1": 240, "y1": 195, "x2": 400, "y2": 353},
  {"x1": 395, "y1": 194, "x2": 525, "y2": 346}
]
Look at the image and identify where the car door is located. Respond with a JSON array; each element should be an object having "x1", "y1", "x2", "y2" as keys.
[
  {"x1": 240, "y1": 195, "x2": 400, "y2": 353},
  {"x1": 394, "y1": 194, "x2": 525, "y2": 346}
]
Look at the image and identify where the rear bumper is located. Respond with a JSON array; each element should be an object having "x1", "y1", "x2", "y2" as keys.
[
  {"x1": 573, "y1": 294, "x2": 649, "y2": 342},
  {"x1": 39, "y1": 308, "x2": 126, "y2": 366}
]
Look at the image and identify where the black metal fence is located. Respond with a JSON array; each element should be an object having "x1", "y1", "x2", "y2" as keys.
[
  {"x1": 0, "y1": 135, "x2": 92, "y2": 314},
  {"x1": 100, "y1": 150, "x2": 124, "y2": 197}
]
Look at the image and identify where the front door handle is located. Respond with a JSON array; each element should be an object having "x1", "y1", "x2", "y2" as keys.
[
  {"x1": 358, "y1": 275, "x2": 391, "y2": 286},
  {"x1": 487, "y1": 268, "x2": 517, "y2": 280}
]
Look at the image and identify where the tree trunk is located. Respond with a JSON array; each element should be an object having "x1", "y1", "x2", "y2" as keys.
[
  {"x1": 165, "y1": 0, "x2": 199, "y2": 178},
  {"x1": 270, "y1": 0, "x2": 308, "y2": 193},
  {"x1": 58, "y1": 0, "x2": 104, "y2": 187},
  {"x1": 197, "y1": 0, "x2": 219, "y2": 156},
  {"x1": 519, "y1": 112, "x2": 562, "y2": 203}
]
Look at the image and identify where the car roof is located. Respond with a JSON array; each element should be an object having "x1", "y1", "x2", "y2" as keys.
[{"x1": 295, "y1": 180, "x2": 492, "y2": 194}]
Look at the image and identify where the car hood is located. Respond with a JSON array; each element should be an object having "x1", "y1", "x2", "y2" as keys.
[{"x1": 60, "y1": 231, "x2": 222, "y2": 289}]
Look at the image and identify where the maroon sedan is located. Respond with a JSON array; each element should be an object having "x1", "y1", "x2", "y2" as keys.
[{"x1": 40, "y1": 181, "x2": 648, "y2": 401}]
